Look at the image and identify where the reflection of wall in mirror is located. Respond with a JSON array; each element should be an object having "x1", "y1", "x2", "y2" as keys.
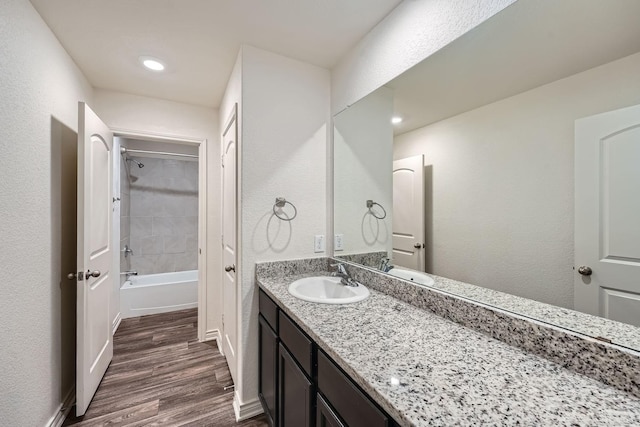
[
  {"x1": 334, "y1": 87, "x2": 394, "y2": 256},
  {"x1": 393, "y1": 52, "x2": 640, "y2": 309}
]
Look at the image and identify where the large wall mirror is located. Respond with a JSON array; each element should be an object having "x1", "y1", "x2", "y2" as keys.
[{"x1": 333, "y1": 0, "x2": 640, "y2": 350}]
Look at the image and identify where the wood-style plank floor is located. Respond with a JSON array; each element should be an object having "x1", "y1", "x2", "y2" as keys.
[{"x1": 64, "y1": 308, "x2": 268, "y2": 427}]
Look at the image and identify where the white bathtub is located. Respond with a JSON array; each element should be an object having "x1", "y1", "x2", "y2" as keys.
[{"x1": 120, "y1": 270, "x2": 198, "y2": 319}]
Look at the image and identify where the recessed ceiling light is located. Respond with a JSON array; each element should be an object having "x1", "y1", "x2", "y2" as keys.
[
  {"x1": 139, "y1": 56, "x2": 165, "y2": 72},
  {"x1": 391, "y1": 116, "x2": 403, "y2": 124}
]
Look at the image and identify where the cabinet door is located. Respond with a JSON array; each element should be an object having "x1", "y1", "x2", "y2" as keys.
[
  {"x1": 317, "y1": 394, "x2": 345, "y2": 427},
  {"x1": 318, "y1": 351, "x2": 389, "y2": 427},
  {"x1": 279, "y1": 343, "x2": 314, "y2": 427},
  {"x1": 259, "y1": 315, "x2": 278, "y2": 426}
]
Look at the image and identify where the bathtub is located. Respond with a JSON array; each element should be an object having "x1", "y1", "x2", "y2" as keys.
[{"x1": 120, "y1": 270, "x2": 198, "y2": 319}]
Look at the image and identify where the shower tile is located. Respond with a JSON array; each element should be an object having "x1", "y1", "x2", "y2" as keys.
[
  {"x1": 185, "y1": 161, "x2": 198, "y2": 186},
  {"x1": 140, "y1": 236, "x2": 164, "y2": 255},
  {"x1": 175, "y1": 251, "x2": 198, "y2": 271},
  {"x1": 164, "y1": 236, "x2": 186, "y2": 254},
  {"x1": 130, "y1": 216, "x2": 153, "y2": 238},
  {"x1": 152, "y1": 217, "x2": 175, "y2": 236},
  {"x1": 186, "y1": 235, "x2": 198, "y2": 252},
  {"x1": 126, "y1": 157, "x2": 199, "y2": 269},
  {"x1": 162, "y1": 160, "x2": 184, "y2": 179},
  {"x1": 185, "y1": 216, "x2": 198, "y2": 235},
  {"x1": 120, "y1": 194, "x2": 130, "y2": 217},
  {"x1": 163, "y1": 194, "x2": 188, "y2": 217},
  {"x1": 120, "y1": 237, "x2": 131, "y2": 274},
  {"x1": 131, "y1": 254, "x2": 159, "y2": 275},
  {"x1": 130, "y1": 190, "x2": 156, "y2": 217},
  {"x1": 120, "y1": 217, "x2": 130, "y2": 240},
  {"x1": 157, "y1": 253, "x2": 177, "y2": 273},
  {"x1": 183, "y1": 195, "x2": 199, "y2": 217}
]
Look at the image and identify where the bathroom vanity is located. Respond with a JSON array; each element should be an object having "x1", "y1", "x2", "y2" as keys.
[
  {"x1": 256, "y1": 258, "x2": 640, "y2": 427},
  {"x1": 259, "y1": 288, "x2": 394, "y2": 427}
]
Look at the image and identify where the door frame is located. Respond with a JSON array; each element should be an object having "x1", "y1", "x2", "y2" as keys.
[{"x1": 111, "y1": 128, "x2": 209, "y2": 341}]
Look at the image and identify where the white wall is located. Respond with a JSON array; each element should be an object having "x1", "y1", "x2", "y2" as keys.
[
  {"x1": 0, "y1": 0, "x2": 94, "y2": 425},
  {"x1": 331, "y1": 0, "x2": 516, "y2": 114},
  {"x1": 92, "y1": 89, "x2": 220, "y2": 334},
  {"x1": 334, "y1": 88, "x2": 394, "y2": 254},
  {"x1": 230, "y1": 45, "x2": 330, "y2": 410},
  {"x1": 394, "y1": 52, "x2": 640, "y2": 309}
]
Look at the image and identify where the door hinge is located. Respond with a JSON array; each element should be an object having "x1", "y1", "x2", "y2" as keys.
[{"x1": 221, "y1": 154, "x2": 224, "y2": 168}]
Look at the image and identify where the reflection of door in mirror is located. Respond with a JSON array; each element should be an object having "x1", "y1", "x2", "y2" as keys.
[
  {"x1": 575, "y1": 104, "x2": 640, "y2": 327},
  {"x1": 392, "y1": 155, "x2": 424, "y2": 271}
]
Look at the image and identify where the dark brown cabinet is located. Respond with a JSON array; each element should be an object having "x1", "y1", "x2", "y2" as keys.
[
  {"x1": 279, "y1": 343, "x2": 315, "y2": 427},
  {"x1": 317, "y1": 394, "x2": 345, "y2": 427},
  {"x1": 317, "y1": 351, "x2": 389, "y2": 427},
  {"x1": 258, "y1": 289, "x2": 395, "y2": 427},
  {"x1": 259, "y1": 315, "x2": 278, "y2": 426}
]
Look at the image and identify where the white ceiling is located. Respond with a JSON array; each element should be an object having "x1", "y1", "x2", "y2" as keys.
[
  {"x1": 29, "y1": 0, "x2": 401, "y2": 108},
  {"x1": 387, "y1": 0, "x2": 640, "y2": 135}
]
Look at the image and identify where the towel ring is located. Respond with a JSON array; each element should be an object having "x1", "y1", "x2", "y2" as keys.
[
  {"x1": 366, "y1": 200, "x2": 386, "y2": 220},
  {"x1": 273, "y1": 197, "x2": 297, "y2": 221}
]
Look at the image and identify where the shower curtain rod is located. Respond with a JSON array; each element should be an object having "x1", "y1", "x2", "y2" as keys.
[{"x1": 120, "y1": 147, "x2": 198, "y2": 159}]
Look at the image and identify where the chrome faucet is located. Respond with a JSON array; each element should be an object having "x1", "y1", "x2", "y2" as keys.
[
  {"x1": 379, "y1": 256, "x2": 393, "y2": 273},
  {"x1": 122, "y1": 244, "x2": 133, "y2": 258},
  {"x1": 330, "y1": 263, "x2": 359, "y2": 287}
]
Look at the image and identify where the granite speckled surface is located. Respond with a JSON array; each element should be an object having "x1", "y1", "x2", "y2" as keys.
[
  {"x1": 339, "y1": 257, "x2": 640, "y2": 351},
  {"x1": 335, "y1": 251, "x2": 388, "y2": 269},
  {"x1": 344, "y1": 262, "x2": 640, "y2": 399},
  {"x1": 256, "y1": 258, "x2": 640, "y2": 426}
]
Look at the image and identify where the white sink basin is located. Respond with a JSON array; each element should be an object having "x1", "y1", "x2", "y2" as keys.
[
  {"x1": 387, "y1": 268, "x2": 435, "y2": 286},
  {"x1": 288, "y1": 276, "x2": 369, "y2": 304}
]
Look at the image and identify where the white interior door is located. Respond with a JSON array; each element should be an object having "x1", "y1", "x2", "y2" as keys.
[
  {"x1": 76, "y1": 102, "x2": 114, "y2": 416},
  {"x1": 222, "y1": 105, "x2": 238, "y2": 383},
  {"x1": 392, "y1": 155, "x2": 425, "y2": 271},
  {"x1": 575, "y1": 103, "x2": 640, "y2": 327}
]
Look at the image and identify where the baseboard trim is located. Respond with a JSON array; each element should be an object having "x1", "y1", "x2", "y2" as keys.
[
  {"x1": 204, "y1": 328, "x2": 220, "y2": 342},
  {"x1": 112, "y1": 312, "x2": 122, "y2": 334},
  {"x1": 233, "y1": 393, "x2": 264, "y2": 422},
  {"x1": 46, "y1": 386, "x2": 75, "y2": 427},
  {"x1": 204, "y1": 328, "x2": 222, "y2": 353}
]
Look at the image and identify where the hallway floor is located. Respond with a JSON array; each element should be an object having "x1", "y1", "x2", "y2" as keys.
[{"x1": 63, "y1": 308, "x2": 268, "y2": 426}]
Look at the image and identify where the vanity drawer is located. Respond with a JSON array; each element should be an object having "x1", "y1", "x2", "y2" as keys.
[
  {"x1": 259, "y1": 289, "x2": 279, "y2": 332},
  {"x1": 318, "y1": 351, "x2": 389, "y2": 427},
  {"x1": 279, "y1": 311, "x2": 314, "y2": 377}
]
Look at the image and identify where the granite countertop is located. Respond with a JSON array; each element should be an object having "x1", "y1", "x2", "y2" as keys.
[{"x1": 257, "y1": 270, "x2": 640, "y2": 427}]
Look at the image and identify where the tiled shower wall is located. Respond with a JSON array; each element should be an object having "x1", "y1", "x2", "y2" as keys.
[
  {"x1": 128, "y1": 157, "x2": 198, "y2": 275},
  {"x1": 120, "y1": 155, "x2": 131, "y2": 285}
]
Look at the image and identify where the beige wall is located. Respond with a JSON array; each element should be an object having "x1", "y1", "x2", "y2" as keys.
[
  {"x1": 394, "y1": 52, "x2": 640, "y2": 308},
  {"x1": 218, "y1": 45, "x2": 330, "y2": 412},
  {"x1": 331, "y1": 0, "x2": 516, "y2": 113},
  {"x1": 334, "y1": 87, "x2": 394, "y2": 255},
  {"x1": 0, "y1": 0, "x2": 94, "y2": 425}
]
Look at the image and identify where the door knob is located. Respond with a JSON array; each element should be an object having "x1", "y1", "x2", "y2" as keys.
[
  {"x1": 85, "y1": 270, "x2": 101, "y2": 279},
  {"x1": 67, "y1": 272, "x2": 77, "y2": 280},
  {"x1": 577, "y1": 266, "x2": 592, "y2": 276},
  {"x1": 225, "y1": 264, "x2": 236, "y2": 273},
  {"x1": 414, "y1": 243, "x2": 423, "y2": 249}
]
